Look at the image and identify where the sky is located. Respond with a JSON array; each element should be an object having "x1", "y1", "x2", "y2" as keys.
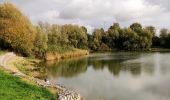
[{"x1": 1, "y1": 0, "x2": 170, "y2": 34}]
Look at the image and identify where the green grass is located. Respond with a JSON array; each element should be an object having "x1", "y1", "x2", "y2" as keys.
[
  {"x1": 0, "y1": 69, "x2": 56, "y2": 100},
  {"x1": 0, "y1": 50, "x2": 6, "y2": 55}
]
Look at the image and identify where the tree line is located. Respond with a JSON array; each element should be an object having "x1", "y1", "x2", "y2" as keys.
[
  {"x1": 0, "y1": 3, "x2": 170, "y2": 58},
  {"x1": 152, "y1": 28, "x2": 170, "y2": 48},
  {"x1": 89, "y1": 23, "x2": 155, "y2": 51}
]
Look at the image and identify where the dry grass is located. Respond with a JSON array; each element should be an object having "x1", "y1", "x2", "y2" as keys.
[
  {"x1": 13, "y1": 57, "x2": 46, "y2": 79},
  {"x1": 61, "y1": 49, "x2": 89, "y2": 59},
  {"x1": 45, "y1": 48, "x2": 89, "y2": 61}
]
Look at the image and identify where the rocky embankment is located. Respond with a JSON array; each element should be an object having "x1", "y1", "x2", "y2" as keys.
[{"x1": 0, "y1": 53, "x2": 83, "y2": 100}]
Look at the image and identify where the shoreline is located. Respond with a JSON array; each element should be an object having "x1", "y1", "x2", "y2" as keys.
[
  {"x1": 1, "y1": 49, "x2": 170, "y2": 100},
  {"x1": 0, "y1": 52, "x2": 83, "y2": 100},
  {"x1": 90, "y1": 48, "x2": 170, "y2": 53}
]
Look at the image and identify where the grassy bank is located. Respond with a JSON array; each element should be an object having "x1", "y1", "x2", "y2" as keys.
[
  {"x1": 13, "y1": 57, "x2": 46, "y2": 79},
  {"x1": 0, "y1": 69, "x2": 56, "y2": 100}
]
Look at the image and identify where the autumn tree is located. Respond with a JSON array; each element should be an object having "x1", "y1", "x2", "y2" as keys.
[{"x1": 0, "y1": 3, "x2": 35, "y2": 56}]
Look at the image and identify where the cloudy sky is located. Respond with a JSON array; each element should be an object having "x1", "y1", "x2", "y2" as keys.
[{"x1": 1, "y1": 0, "x2": 170, "y2": 34}]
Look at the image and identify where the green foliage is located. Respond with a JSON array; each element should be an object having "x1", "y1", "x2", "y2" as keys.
[
  {"x1": 0, "y1": 69, "x2": 56, "y2": 100},
  {"x1": 89, "y1": 23, "x2": 155, "y2": 51},
  {"x1": 130, "y1": 22, "x2": 142, "y2": 33},
  {"x1": 0, "y1": 3, "x2": 36, "y2": 56},
  {"x1": 145, "y1": 26, "x2": 156, "y2": 36},
  {"x1": 153, "y1": 28, "x2": 170, "y2": 48},
  {"x1": 34, "y1": 25, "x2": 48, "y2": 58},
  {"x1": 1, "y1": 2, "x2": 170, "y2": 55},
  {"x1": 48, "y1": 24, "x2": 67, "y2": 45},
  {"x1": 47, "y1": 44, "x2": 74, "y2": 54},
  {"x1": 46, "y1": 24, "x2": 88, "y2": 52},
  {"x1": 61, "y1": 24, "x2": 88, "y2": 49},
  {"x1": 90, "y1": 28, "x2": 104, "y2": 50},
  {"x1": 0, "y1": 2, "x2": 88, "y2": 57},
  {"x1": 89, "y1": 28, "x2": 110, "y2": 51}
]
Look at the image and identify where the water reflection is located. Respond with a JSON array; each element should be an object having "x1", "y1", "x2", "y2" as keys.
[
  {"x1": 45, "y1": 52, "x2": 153, "y2": 77},
  {"x1": 42, "y1": 52, "x2": 170, "y2": 100},
  {"x1": 44, "y1": 58, "x2": 88, "y2": 77}
]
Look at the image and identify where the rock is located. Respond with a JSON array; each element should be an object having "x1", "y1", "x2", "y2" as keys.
[{"x1": 57, "y1": 88, "x2": 82, "y2": 100}]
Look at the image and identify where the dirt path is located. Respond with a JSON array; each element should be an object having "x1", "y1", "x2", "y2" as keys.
[{"x1": 0, "y1": 52, "x2": 24, "y2": 75}]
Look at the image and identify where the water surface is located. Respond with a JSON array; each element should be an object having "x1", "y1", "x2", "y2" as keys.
[{"x1": 44, "y1": 52, "x2": 170, "y2": 100}]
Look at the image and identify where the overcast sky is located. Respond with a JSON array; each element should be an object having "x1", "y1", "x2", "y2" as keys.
[{"x1": 1, "y1": 0, "x2": 170, "y2": 34}]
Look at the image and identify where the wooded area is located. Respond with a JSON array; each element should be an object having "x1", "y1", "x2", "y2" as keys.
[{"x1": 0, "y1": 3, "x2": 170, "y2": 58}]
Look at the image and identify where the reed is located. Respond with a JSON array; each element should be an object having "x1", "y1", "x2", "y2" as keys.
[{"x1": 45, "y1": 49, "x2": 89, "y2": 61}]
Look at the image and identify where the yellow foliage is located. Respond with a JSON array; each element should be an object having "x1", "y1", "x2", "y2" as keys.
[{"x1": 0, "y1": 3, "x2": 36, "y2": 56}]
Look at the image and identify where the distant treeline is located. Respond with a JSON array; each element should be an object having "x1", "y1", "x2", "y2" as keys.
[
  {"x1": 89, "y1": 23, "x2": 170, "y2": 51},
  {"x1": 0, "y1": 3, "x2": 170, "y2": 58}
]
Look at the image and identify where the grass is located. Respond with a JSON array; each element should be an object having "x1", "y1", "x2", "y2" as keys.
[
  {"x1": 60, "y1": 48, "x2": 89, "y2": 59},
  {"x1": 0, "y1": 69, "x2": 56, "y2": 100},
  {"x1": 13, "y1": 57, "x2": 46, "y2": 79},
  {"x1": 0, "y1": 50, "x2": 6, "y2": 55},
  {"x1": 46, "y1": 44, "x2": 89, "y2": 61}
]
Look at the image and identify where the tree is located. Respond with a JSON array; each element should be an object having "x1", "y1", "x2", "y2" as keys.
[
  {"x1": 152, "y1": 36, "x2": 161, "y2": 47},
  {"x1": 159, "y1": 28, "x2": 169, "y2": 47},
  {"x1": 145, "y1": 26, "x2": 156, "y2": 36},
  {"x1": 139, "y1": 28, "x2": 153, "y2": 49},
  {"x1": 0, "y1": 3, "x2": 35, "y2": 56},
  {"x1": 61, "y1": 24, "x2": 88, "y2": 49},
  {"x1": 48, "y1": 24, "x2": 67, "y2": 45},
  {"x1": 122, "y1": 28, "x2": 139, "y2": 50},
  {"x1": 107, "y1": 23, "x2": 121, "y2": 49},
  {"x1": 94, "y1": 22, "x2": 155, "y2": 51},
  {"x1": 34, "y1": 25, "x2": 48, "y2": 58},
  {"x1": 90, "y1": 28, "x2": 104, "y2": 51},
  {"x1": 129, "y1": 23, "x2": 154, "y2": 50},
  {"x1": 160, "y1": 28, "x2": 168, "y2": 38},
  {"x1": 130, "y1": 22, "x2": 142, "y2": 33}
]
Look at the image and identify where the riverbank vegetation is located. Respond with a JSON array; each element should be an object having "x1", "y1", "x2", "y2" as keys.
[
  {"x1": 12, "y1": 57, "x2": 46, "y2": 79},
  {"x1": 1, "y1": 2, "x2": 170, "y2": 59},
  {"x1": 0, "y1": 3, "x2": 89, "y2": 59},
  {"x1": 0, "y1": 68, "x2": 56, "y2": 100}
]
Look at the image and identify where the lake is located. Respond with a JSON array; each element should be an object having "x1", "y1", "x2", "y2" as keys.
[{"x1": 44, "y1": 52, "x2": 170, "y2": 100}]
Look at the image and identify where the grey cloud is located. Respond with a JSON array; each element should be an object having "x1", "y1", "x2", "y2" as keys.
[
  {"x1": 2, "y1": 0, "x2": 170, "y2": 33},
  {"x1": 147, "y1": 0, "x2": 170, "y2": 10}
]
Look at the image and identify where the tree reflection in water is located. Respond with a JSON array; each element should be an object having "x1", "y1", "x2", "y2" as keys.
[{"x1": 42, "y1": 52, "x2": 155, "y2": 78}]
